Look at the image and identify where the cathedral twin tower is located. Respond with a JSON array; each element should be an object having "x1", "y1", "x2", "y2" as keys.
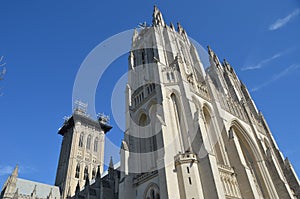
[{"x1": 1, "y1": 6, "x2": 299, "y2": 199}]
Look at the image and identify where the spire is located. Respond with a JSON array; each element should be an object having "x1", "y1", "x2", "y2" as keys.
[
  {"x1": 96, "y1": 165, "x2": 101, "y2": 179},
  {"x1": 207, "y1": 45, "x2": 221, "y2": 68},
  {"x1": 177, "y1": 22, "x2": 184, "y2": 34},
  {"x1": 170, "y1": 22, "x2": 175, "y2": 31},
  {"x1": 109, "y1": 156, "x2": 114, "y2": 169},
  {"x1": 12, "y1": 165, "x2": 19, "y2": 178},
  {"x1": 207, "y1": 45, "x2": 213, "y2": 57},
  {"x1": 152, "y1": 5, "x2": 165, "y2": 26}
]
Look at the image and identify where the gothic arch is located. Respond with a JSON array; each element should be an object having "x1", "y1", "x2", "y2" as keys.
[
  {"x1": 228, "y1": 119, "x2": 270, "y2": 198},
  {"x1": 143, "y1": 183, "x2": 160, "y2": 199},
  {"x1": 202, "y1": 102, "x2": 213, "y2": 116},
  {"x1": 166, "y1": 88, "x2": 181, "y2": 100},
  {"x1": 229, "y1": 120, "x2": 262, "y2": 161},
  {"x1": 134, "y1": 109, "x2": 149, "y2": 127},
  {"x1": 139, "y1": 113, "x2": 148, "y2": 126}
]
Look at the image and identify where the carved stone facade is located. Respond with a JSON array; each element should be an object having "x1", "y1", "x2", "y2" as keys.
[
  {"x1": 119, "y1": 6, "x2": 300, "y2": 199},
  {"x1": 1, "y1": 5, "x2": 299, "y2": 199}
]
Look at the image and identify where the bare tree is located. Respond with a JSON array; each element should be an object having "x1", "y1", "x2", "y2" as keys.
[{"x1": 0, "y1": 56, "x2": 6, "y2": 95}]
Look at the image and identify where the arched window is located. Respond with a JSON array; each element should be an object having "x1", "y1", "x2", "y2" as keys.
[
  {"x1": 84, "y1": 166, "x2": 88, "y2": 180},
  {"x1": 75, "y1": 164, "x2": 80, "y2": 178},
  {"x1": 139, "y1": 113, "x2": 147, "y2": 127},
  {"x1": 94, "y1": 137, "x2": 98, "y2": 152},
  {"x1": 92, "y1": 168, "x2": 96, "y2": 179},
  {"x1": 79, "y1": 133, "x2": 84, "y2": 147},
  {"x1": 86, "y1": 135, "x2": 91, "y2": 150},
  {"x1": 144, "y1": 183, "x2": 159, "y2": 199}
]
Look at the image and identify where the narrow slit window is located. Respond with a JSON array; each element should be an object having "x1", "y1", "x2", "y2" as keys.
[{"x1": 188, "y1": 177, "x2": 192, "y2": 185}]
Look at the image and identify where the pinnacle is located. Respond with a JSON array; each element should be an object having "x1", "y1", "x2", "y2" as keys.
[
  {"x1": 152, "y1": 5, "x2": 165, "y2": 26},
  {"x1": 109, "y1": 156, "x2": 114, "y2": 169},
  {"x1": 12, "y1": 164, "x2": 19, "y2": 177}
]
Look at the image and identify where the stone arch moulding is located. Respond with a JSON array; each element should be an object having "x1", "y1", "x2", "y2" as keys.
[
  {"x1": 201, "y1": 102, "x2": 213, "y2": 117},
  {"x1": 143, "y1": 182, "x2": 160, "y2": 199},
  {"x1": 229, "y1": 119, "x2": 263, "y2": 163}
]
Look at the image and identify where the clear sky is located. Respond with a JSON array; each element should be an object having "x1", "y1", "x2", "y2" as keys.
[{"x1": 0, "y1": 0, "x2": 300, "y2": 187}]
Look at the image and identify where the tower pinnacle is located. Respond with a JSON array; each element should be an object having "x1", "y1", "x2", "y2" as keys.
[
  {"x1": 152, "y1": 5, "x2": 165, "y2": 26},
  {"x1": 109, "y1": 156, "x2": 114, "y2": 169},
  {"x1": 12, "y1": 165, "x2": 19, "y2": 178}
]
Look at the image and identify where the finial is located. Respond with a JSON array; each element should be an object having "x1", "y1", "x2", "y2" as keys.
[
  {"x1": 223, "y1": 59, "x2": 229, "y2": 66},
  {"x1": 170, "y1": 22, "x2": 175, "y2": 31},
  {"x1": 177, "y1": 22, "x2": 183, "y2": 34},
  {"x1": 207, "y1": 45, "x2": 213, "y2": 57},
  {"x1": 12, "y1": 165, "x2": 19, "y2": 177},
  {"x1": 152, "y1": 5, "x2": 165, "y2": 26}
]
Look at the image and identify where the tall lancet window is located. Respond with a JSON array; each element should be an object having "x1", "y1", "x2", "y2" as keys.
[
  {"x1": 94, "y1": 137, "x2": 98, "y2": 152},
  {"x1": 139, "y1": 113, "x2": 147, "y2": 127},
  {"x1": 86, "y1": 135, "x2": 91, "y2": 150},
  {"x1": 79, "y1": 133, "x2": 84, "y2": 147}
]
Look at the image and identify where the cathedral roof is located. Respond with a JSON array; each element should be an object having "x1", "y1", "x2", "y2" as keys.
[{"x1": 15, "y1": 178, "x2": 60, "y2": 199}]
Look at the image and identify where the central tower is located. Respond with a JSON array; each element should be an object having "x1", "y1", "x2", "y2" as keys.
[
  {"x1": 119, "y1": 6, "x2": 299, "y2": 199},
  {"x1": 119, "y1": 6, "x2": 208, "y2": 199}
]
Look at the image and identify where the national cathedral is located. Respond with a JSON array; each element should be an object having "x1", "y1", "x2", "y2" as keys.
[{"x1": 1, "y1": 6, "x2": 300, "y2": 199}]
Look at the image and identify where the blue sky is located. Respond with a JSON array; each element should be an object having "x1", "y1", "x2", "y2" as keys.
[{"x1": 0, "y1": 0, "x2": 300, "y2": 187}]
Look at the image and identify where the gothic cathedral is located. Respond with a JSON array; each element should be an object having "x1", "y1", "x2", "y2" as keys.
[{"x1": 1, "y1": 6, "x2": 299, "y2": 199}]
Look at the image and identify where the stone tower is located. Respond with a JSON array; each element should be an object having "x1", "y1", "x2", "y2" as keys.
[
  {"x1": 119, "y1": 6, "x2": 300, "y2": 199},
  {"x1": 55, "y1": 104, "x2": 112, "y2": 199}
]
